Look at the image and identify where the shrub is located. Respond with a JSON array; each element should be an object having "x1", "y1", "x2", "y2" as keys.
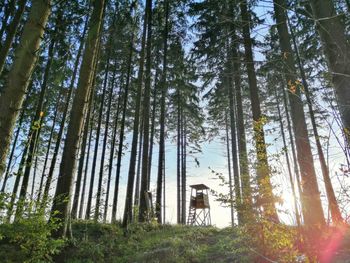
[{"x1": 0, "y1": 212, "x2": 65, "y2": 263}]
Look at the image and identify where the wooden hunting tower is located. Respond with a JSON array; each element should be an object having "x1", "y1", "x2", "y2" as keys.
[{"x1": 187, "y1": 184, "x2": 211, "y2": 226}]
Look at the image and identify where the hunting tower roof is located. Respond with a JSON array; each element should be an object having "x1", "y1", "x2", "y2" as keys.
[{"x1": 189, "y1": 184, "x2": 210, "y2": 190}]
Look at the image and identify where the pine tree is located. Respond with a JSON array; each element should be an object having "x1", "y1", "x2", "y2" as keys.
[{"x1": 50, "y1": 0, "x2": 105, "y2": 237}]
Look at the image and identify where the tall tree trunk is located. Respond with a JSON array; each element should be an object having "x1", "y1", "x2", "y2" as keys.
[
  {"x1": 309, "y1": 0, "x2": 350, "y2": 150},
  {"x1": 122, "y1": 2, "x2": 149, "y2": 227},
  {"x1": 226, "y1": 43, "x2": 242, "y2": 224},
  {"x1": 71, "y1": 88, "x2": 94, "y2": 219},
  {"x1": 79, "y1": 92, "x2": 97, "y2": 219},
  {"x1": 181, "y1": 115, "x2": 187, "y2": 224},
  {"x1": 6, "y1": 115, "x2": 35, "y2": 220},
  {"x1": 230, "y1": 23, "x2": 254, "y2": 223},
  {"x1": 50, "y1": 0, "x2": 105, "y2": 237},
  {"x1": 15, "y1": 95, "x2": 46, "y2": 219},
  {"x1": 112, "y1": 28, "x2": 134, "y2": 223},
  {"x1": 225, "y1": 112, "x2": 235, "y2": 226},
  {"x1": 287, "y1": 17, "x2": 343, "y2": 224},
  {"x1": 17, "y1": 22, "x2": 60, "y2": 216},
  {"x1": 133, "y1": 121, "x2": 143, "y2": 208},
  {"x1": 38, "y1": 89, "x2": 63, "y2": 201},
  {"x1": 156, "y1": 0, "x2": 169, "y2": 223},
  {"x1": 88, "y1": 40, "x2": 113, "y2": 222},
  {"x1": 147, "y1": 67, "x2": 159, "y2": 190},
  {"x1": 0, "y1": 0, "x2": 27, "y2": 75},
  {"x1": 103, "y1": 80, "x2": 122, "y2": 222},
  {"x1": 30, "y1": 156, "x2": 38, "y2": 200},
  {"x1": 94, "y1": 13, "x2": 119, "y2": 220},
  {"x1": 273, "y1": 0, "x2": 325, "y2": 227},
  {"x1": 176, "y1": 93, "x2": 182, "y2": 224},
  {"x1": 281, "y1": 80, "x2": 304, "y2": 221},
  {"x1": 139, "y1": 0, "x2": 153, "y2": 222},
  {"x1": 239, "y1": 0, "x2": 279, "y2": 221},
  {"x1": 0, "y1": 0, "x2": 51, "y2": 179},
  {"x1": 274, "y1": 84, "x2": 301, "y2": 226},
  {"x1": 1, "y1": 82, "x2": 32, "y2": 192},
  {"x1": 53, "y1": 15, "x2": 89, "y2": 214}
]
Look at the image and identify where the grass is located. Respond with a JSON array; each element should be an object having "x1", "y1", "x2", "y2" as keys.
[
  {"x1": 56, "y1": 221, "x2": 254, "y2": 263},
  {"x1": 1, "y1": 219, "x2": 350, "y2": 262}
]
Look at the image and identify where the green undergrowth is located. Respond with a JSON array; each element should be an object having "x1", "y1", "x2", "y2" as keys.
[
  {"x1": 1, "y1": 218, "x2": 350, "y2": 262},
  {"x1": 58, "y1": 221, "x2": 255, "y2": 263}
]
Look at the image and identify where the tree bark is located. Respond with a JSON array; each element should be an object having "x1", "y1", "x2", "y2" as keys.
[
  {"x1": 50, "y1": 0, "x2": 105, "y2": 237},
  {"x1": 122, "y1": 2, "x2": 149, "y2": 226},
  {"x1": 156, "y1": 0, "x2": 169, "y2": 223},
  {"x1": 177, "y1": 92, "x2": 182, "y2": 224},
  {"x1": 71, "y1": 87, "x2": 94, "y2": 219},
  {"x1": 51, "y1": 14, "x2": 89, "y2": 214},
  {"x1": 225, "y1": 112, "x2": 235, "y2": 226},
  {"x1": 38, "y1": 88, "x2": 64, "y2": 201},
  {"x1": 1, "y1": 82, "x2": 32, "y2": 193},
  {"x1": 139, "y1": 0, "x2": 153, "y2": 222},
  {"x1": 103, "y1": 77, "x2": 122, "y2": 222},
  {"x1": 226, "y1": 41, "x2": 242, "y2": 224},
  {"x1": 230, "y1": 23, "x2": 254, "y2": 223},
  {"x1": 79, "y1": 90, "x2": 97, "y2": 219},
  {"x1": 273, "y1": 0, "x2": 325, "y2": 227},
  {"x1": 240, "y1": 0, "x2": 279, "y2": 221},
  {"x1": 0, "y1": 0, "x2": 51, "y2": 179},
  {"x1": 87, "y1": 36, "x2": 113, "y2": 221},
  {"x1": 17, "y1": 20, "x2": 60, "y2": 216},
  {"x1": 287, "y1": 16, "x2": 343, "y2": 224},
  {"x1": 274, "y1": 84, "x2": 301, "y2": 226}
]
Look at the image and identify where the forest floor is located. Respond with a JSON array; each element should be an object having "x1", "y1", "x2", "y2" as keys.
[
  {"x1": 1, "y1": 220, "x2": 350, "y2": 262},
  {"x1": 52, "y1": 222, "x2": 350, "y2": 263}
]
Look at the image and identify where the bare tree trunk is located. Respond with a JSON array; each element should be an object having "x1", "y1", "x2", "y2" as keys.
[
  {"x1": 50, "y1": 0, "x2": 105, "y2": 237},
  {"x1": 156, "y1": 0, "x2": 169, "y2": 223},
  {"x1": 230, "y1": 24, "x2": 254, "y2": 223},
  {"x1": 122, "y1": 2, "x2": 148, "y2": 226},
  {"x1": 274, "y1": 84, "x2": 301, "y2": 226},
  {"x1": 225, "y1": 112, "x2": 235, "y2": 226},
  {"x1": 273, "y1": 0, "x2": 325, "y2": 227},
  {"x1": 0, "y1": 0, "x2": 51, "y2": 179},
  {"x1": 112, "y1": 63, "x2": 132, "y2": 223},
  {"x1": 30, "y1": 155, "x2": 38, "y2": 200},
  {"x1": 240, "y1": 0, "x2": 279, "y2": 221},
  {"x1": 17, "y1": 22, "x2": 60, "y2": 216},
  {"x1": 53, "y1": 15, "x2": 89, "y2": 215},
  {"x1": 71, "y1": 90, "x2": 94, "y2": 219},
  {"x1": 226, "y1": 44, "x2": 242, "y2": 224},
  {"x1": 147, "y1": 68, "x2": 159, "y2": 190},
  {"x1": 79, "y1": 92, "x2": 97, "y2": 219},
  {"x1": 287, "y1": 16, "x2": 343, "y2": 224},
  {"x1": 139, "y1": 0, "x2": 153, "y2": 222},
  {"x1": 281, "y1": 80, "x2": 304, "y2": 221},
  {"x1": 103, "y1": 80, "x2": 122, "y2": 222},
  {"x1": 181, "y1": 115, "x2": 186, "y2": 224},
  {"x1": 177, "y1": 94, "x2": 181, "y2": 224},
  {"x1": 1, "y1": 82, "x2": 33, "y2": 192},
  {"x1": 6, "y1": 121, "x2": 33, "y2": 220},
  {"x1": 38, "y1": 89, "x2": 64, "y2": 201},
  {"x1": 91, "y1": 36, "x2": 115, "y2": 222},
  {"x1": 133, "y1": 121, "x2": 143, "y2": 208}
]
